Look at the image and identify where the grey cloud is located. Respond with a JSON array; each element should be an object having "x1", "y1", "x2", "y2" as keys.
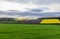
[
  {"x1": 0, "y1": 10, "x2": 60, "y2": 18},
  {"x1": 6, "y1": 0, "x2": 60, "y2": 5}
]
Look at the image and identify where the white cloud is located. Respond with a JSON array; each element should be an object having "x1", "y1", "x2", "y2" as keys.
[
  {"x1": 0, "y1": 1, "x2": 39, "y2": 11},
  {"x1": 25, "y1": 3, "x2": 60, "y2": 13},
  {"x1": 0, "y1": 0, "x2": 60, "y2": 12},
  {"x1": 41, "y1": 4, "x2": 60, "y2": 12}
]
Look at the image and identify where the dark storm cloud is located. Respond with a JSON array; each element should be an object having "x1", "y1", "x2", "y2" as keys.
[{"x1": 6, "y1": 0, "x2": 60, "y2": 5}]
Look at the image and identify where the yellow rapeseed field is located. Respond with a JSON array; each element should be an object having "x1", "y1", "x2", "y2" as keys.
[{"x1": 41, "y1": 19, "x2": 60, "y2": 23}]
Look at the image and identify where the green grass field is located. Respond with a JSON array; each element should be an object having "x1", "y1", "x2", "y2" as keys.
[{"x1": 0, "y1": 24, "x2": 60, "y2": 39}]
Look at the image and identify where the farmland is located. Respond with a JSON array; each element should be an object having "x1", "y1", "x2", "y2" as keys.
[{"x1": 0, "y1": 24, "x2": 60, "y2": 39}]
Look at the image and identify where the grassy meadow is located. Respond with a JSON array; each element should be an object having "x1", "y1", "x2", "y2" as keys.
[{"x1": 0, "y1": 24, "x2": 60, "y2": 39}]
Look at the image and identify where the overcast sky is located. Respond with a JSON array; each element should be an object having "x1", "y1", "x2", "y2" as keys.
[
  {"x1": 0, "y1": 0, "x2": 60, "y2": 18},
  {"x1": 0, "y1": 0, "x2": 60, "y2": 12}
]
